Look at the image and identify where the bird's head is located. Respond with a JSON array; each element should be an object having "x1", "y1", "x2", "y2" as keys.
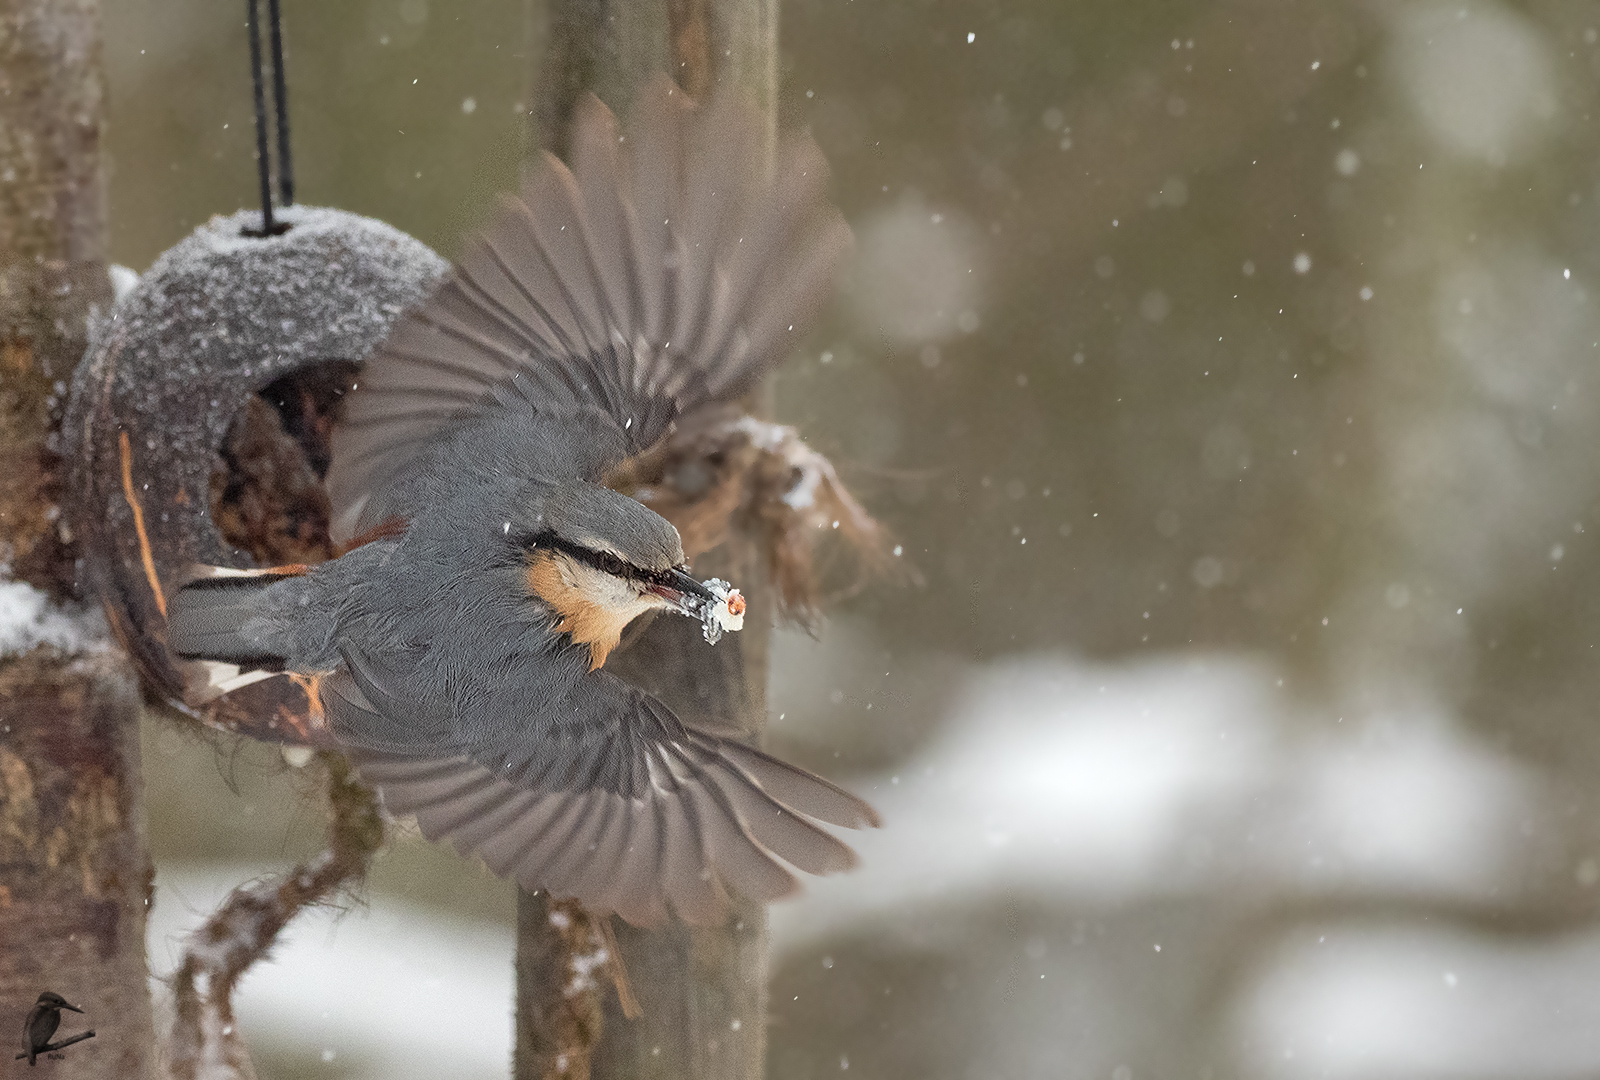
[
  {"x1": 35, "y1": 993, "x2": 81, "y2": 1013},
  {"x1": 518, "y1": 480, "x2": 718, "y2": 670}
]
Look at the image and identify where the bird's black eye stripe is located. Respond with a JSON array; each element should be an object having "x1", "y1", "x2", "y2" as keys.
[{"x1": 525, "y1": 529, "x2": 642, "y2": 580}]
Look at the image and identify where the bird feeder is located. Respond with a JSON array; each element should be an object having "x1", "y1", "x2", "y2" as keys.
[{"x1": 65, "y1": 205, "x2": 447, "y2": 744}]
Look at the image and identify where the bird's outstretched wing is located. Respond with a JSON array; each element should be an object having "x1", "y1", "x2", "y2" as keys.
[
  {"x1": 326, "y1": 76, "x2": 852, "y2": 542},
  {"x1": 320, "y1": 642, "x2": 877, "y2": 926}
]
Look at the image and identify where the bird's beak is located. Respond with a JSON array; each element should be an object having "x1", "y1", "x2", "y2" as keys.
[
  {"x1": 645, "y1": 569, "x2": 716, "y2": 612},
  {"x1": 61, "y1": 1002, "x2": 83, "y2": 1013}
]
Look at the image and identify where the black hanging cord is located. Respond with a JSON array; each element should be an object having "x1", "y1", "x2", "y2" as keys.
[
  {"x1": 244, "y1": 0, "x2": 293, "y2": 236},
  {"x1": 267, "y1": 0, "x2": 294, "y2": 207}
]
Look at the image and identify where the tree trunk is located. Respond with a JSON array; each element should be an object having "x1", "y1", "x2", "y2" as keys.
[
  {"x1": 515, "y1": 3, "x2": 777, "y2": 1078},
  {"x1": 0, "y1": 2, "x2": 154, "y2": 1077}
]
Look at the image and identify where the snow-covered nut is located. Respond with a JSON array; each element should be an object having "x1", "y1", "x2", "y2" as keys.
[
  {"x1": 690, "y1": 577, "x2": 746, "y2": 644},
  {"x1": 710, "y1": 586, "x2": 746, "y2": 635}
]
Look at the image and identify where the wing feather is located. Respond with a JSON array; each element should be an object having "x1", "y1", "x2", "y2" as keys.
[
  {"x1": 457, "y1": 228, "x2": 587, "y2": 357},
  {"x1": 699, "y1": 751, "x2": 859, "y2": 876},
  {"x1": 567, "y1": 94, "x2": 647, "y2": 357},
  {"x1": 672, "y1": 98, "x2": 763, "y2": 363},
  {"x1": 480, "y1": 794, "x2": 579, "y2": 877},
  {"x1": 666, "y1": 742, "x2": 798, "y2": 903},
  {"x1": 321, "y1": 650, "x2": 873, "y2": 926},
  {"x1": 708, "y1": 738, "x2": 882, "y2": 829},
  {"x1": 606, "y1": 797, "x2": 671, "y2": 927},
  {"x1": 655, "y1": 766, "x2": 728, "y2": 924},
  {"x1": 326, "y1": 75, "x2": 852, "y2": 542},
  {"x1": 557, "y1": 792, "x2": 634, "y2": 908},
  {"x1": 626, "y1": 77, "x2": 692, "y2": 350}
]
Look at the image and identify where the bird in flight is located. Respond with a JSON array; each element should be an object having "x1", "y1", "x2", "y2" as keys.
[{"x1": 166, "y1": 77, "x2": 878, "y2": 927}]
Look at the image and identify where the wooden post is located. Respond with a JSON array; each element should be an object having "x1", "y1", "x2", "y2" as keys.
[
  {"x1": 515, "y1": 2, "x2": 778, "y2": 1078},
  {"x1": 0, "y1": 1, "x2": 155, "y2": 1077}
]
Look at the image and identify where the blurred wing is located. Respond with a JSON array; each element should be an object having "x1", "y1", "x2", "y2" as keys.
[
  {"x1": 327, "y1": 76, "x2": 853, "y2": 542},
  {"x1": 320, "y1": 643, "x2": 876, "y2": 927}
]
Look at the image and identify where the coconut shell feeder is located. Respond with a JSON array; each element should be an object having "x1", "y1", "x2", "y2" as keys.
[{"x1": 65, "y1": 205, "x2": 447, "y2": 744}]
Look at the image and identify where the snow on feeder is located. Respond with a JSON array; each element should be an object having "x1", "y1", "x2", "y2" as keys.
[{"x1": 65, "y1": 206, "x2": 447, "y2": 744}]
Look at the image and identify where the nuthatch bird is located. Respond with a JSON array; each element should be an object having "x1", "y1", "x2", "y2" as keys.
[
  {"x1": 165, "y1": 77, "x2": 879, "y2": 927},
  {"x1": 22, "y1": 992, "x2": 82, "y2": 1066}
]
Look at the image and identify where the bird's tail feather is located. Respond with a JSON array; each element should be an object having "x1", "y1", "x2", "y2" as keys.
[{"x1": 165, "y1": 565, "x2": 305, "y2": 704}]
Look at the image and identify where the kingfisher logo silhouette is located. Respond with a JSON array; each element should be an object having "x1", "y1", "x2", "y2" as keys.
[{"x1": 15, "y1": 992, "x2": 94, "y2": 1066}]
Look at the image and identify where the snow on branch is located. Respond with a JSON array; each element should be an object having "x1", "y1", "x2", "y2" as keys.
[
  {"x1": 165, "y1": 753, "x2": 384, "y2": 1080},
  {"x1": 0, "y1": 580, "x2": 107, "y2": 657},
  {"x1": 608, "y1": 408, "x2": 917, "y2": 624}
]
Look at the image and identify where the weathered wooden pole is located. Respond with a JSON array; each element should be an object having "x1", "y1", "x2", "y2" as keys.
[
  {"x1": 0, "y1": 1, "x2": 155, "y2": 1077},
  {"x1": 516, "y1": 2, "x2": 778, "y2": 1078}
]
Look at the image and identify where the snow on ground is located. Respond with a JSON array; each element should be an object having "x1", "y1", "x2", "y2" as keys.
[
  {"x1": 1234, "y1": 924, "x2": 1600, "y2": 1080},
  {"x1": 148, "y1": 649, "x2": 1593, "y2": 1079},
  {"x1": 147, "y1": 866, "x2": 513, "y2": 1080},
  {"x1": 771, "y1": 653, "x2": 1541, "y2": 952}
]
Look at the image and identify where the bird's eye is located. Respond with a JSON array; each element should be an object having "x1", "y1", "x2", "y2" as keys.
[{"x1": 588, "y1": 549, "x2": 630, "y2": 578}]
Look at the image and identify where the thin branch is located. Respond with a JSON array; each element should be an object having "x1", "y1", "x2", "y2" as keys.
[
  {"x1": 15, "y1": 1030, "x2": 97, "y2": 1059},
  {"x1": 595, "y1": 917, "x2": 641, "y2": 1020},
  {"x1": 165, "y1": 753, "x2": 384, "y2": 1080}
]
